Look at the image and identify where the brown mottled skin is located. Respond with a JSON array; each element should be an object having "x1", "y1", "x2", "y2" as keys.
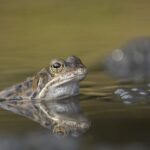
[
  {"x1": 0, "y1": 56, "x2": 90, "y2": 136},
  {"x1": 0, "y1": 56, "x2": 87, "y2": 101}
]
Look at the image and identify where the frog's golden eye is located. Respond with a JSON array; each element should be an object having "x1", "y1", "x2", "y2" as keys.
[{"x1": 50, "y1": 61, "x2": 65, "y2": 75}]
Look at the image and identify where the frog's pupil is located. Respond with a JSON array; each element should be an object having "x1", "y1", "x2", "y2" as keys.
[{"x1": 53, "y1": 62, "x2": 61, "y2": 68}]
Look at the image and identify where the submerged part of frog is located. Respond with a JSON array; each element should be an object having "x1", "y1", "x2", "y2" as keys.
[
  {"x1": 0, "y1": 96, "x2": 91, "y2": 137},
  {"x1": 105, "y1": 37, "x2": 150, "y2": 81},
  {"x1": 0, "y1": 56, "x2": 87, "y2": 101}
]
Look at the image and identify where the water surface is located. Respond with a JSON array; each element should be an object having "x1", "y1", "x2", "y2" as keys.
[
  {"x1": 0, "y1": 1, "x2": 150, "y2": 149},
  {"x1": 0, "y1": 71, "x2": 150, "y2": 150}
]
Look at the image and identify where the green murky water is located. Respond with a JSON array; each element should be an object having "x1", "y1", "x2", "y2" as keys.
[
  {"x1": 0, "y1": 71, "x2": 150, "y2": 150},
  {"x1": 0, "y1": 0, "x2": 150, "y2": 149}
]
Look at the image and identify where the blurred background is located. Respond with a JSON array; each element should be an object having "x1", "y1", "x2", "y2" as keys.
[
  {"x1": 0, "y1": 0, "x2": 150, "y2": 73},
  {"x1": 0, "y1": 0, "x2": 150, "y2": 150}
]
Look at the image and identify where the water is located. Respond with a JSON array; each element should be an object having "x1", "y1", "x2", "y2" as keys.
[
  {"x1": 0, "y1": 71, "x2": 150, "y2": 150},
  {"x1": 1, "y1": 0, "x2": 150, "y2": 149}
]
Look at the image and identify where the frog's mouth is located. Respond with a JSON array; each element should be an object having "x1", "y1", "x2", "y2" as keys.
[
  {"x1": 48, "y1": 68, "x2": 87, "y2": 87},
  {"x1": 37, "y1": 68, "x2": 87, "y2": 99}
]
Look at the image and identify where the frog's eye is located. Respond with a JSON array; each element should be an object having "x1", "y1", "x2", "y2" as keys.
[
  {"x1": 52, "y1": 62, "x2": 62, "y2": 69},
  {"x1": 50, "y1": 61, "x2": 65, "y2": 75}
]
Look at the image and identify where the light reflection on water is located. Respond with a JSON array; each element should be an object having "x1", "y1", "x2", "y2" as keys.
[{"x1": 0, "y1": 72, "x2": 150, "y2": 149}]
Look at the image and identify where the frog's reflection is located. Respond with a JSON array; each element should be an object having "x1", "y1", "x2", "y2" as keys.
[{"x1": 0, "y1": 96, "x2": 90, "y2": 137}]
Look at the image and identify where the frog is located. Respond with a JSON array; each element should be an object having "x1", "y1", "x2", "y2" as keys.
[
  {"x1": 0, "y1": 56, "x2": 87, "y2": 101},
  {"x1": 0, "y1": 56, "x2": 90, "y2": 137}
]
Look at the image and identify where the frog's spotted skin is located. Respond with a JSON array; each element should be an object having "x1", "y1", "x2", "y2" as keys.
[
  {"x1": 0, "y1": 56, "x2": 90, "y2": 136},
  {"x1": 0, "y1": 56, "x2": 87, "y2": 101}
]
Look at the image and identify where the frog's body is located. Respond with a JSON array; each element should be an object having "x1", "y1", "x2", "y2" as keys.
[
  {"x1": 0, "y1": 56, "x2": 87, "y2": 101},
  {"x1": 0, "y1": 56, "x2": 90, "y2": 136}
]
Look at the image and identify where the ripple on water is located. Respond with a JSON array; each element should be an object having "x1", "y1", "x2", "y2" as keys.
[{"x1": 0, "y1": 72, "x2": 150, "y2": 149}]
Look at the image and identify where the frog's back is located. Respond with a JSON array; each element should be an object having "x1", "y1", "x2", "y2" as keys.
[
  {"x1": 0, "y1": 56, "x2": 87, "y2": 101},
  {"x1": 0, "y1": 77, "x2": 34, "y2": 100}
]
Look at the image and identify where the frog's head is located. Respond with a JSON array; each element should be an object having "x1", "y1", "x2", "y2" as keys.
[
  {"x1": 49, "y1": 55, "x2": 87, "y2": 84},
  {"x1": 33, "y1": 56, "x2": 87, "y2": 100}
]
